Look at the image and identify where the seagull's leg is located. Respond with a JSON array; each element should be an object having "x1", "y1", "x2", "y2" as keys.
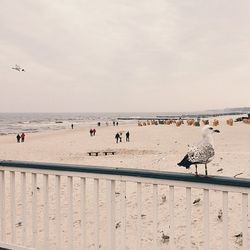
[
  {"x1": 195, "y1": 165, "x2": 198, "y2": 175},
  {"x1": 205, "y1": 164, "x2": 208, "y2": 176}
]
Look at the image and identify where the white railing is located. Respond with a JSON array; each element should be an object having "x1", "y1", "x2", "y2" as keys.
[{"x1": 0, "y1": 160, "x2": 249, "y2": 250}]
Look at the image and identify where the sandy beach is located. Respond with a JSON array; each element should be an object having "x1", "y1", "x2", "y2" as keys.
[{"x1": 0, "y1": 117, "x2": 249, "y2": 249}]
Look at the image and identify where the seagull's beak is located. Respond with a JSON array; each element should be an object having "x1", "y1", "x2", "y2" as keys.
[{"x1": 214, "y1": 129, "x2": 220, "y2": 133}]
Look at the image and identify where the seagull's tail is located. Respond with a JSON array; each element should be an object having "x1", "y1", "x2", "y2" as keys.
[{"x1": 177, "y1": 154, "x2": 193, "y2": 169}]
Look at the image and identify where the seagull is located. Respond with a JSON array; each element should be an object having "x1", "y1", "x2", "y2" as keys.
[
  {"x1": 177, "y1": 125, "x2": 220, "y2": 176},
  {"x1": 11, "y1": 64, "x2": 25, "y2": 72}
]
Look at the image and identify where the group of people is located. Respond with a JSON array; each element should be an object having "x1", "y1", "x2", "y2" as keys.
[
  {"x1": 16, "y1": 133, "x2": 25, "y2": 143},
  {"x1": 90, "y1": 128, "x2": 96, "y2": 136},
  {"x1": 115, "y1": 131, "x2": 130, "y2": 143}
]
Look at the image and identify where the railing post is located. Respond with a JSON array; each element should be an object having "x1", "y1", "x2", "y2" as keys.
[
  {"x1": 43, "y1": 174, "x2": 49, "y2": 249},
  {"x1": 222, "y1": 191, "x2": 228, "y2": 250},
  {"x1": 0, "y1": 170, "x2": 5, "y2": 242},
  {"x1": 68, "y1": 176, "x2": 73, "y2": 249},
  {"x1": 21, "y1": 172, "x2": 27, "y2": 246},
  {"x1": 80, "y1": 177, "x2": 86, "y2": 250},
  {"x1": 10, "y1": 171, "x2": 16, "y2": 244},
  {"x1": 242, "y1": 193, "x2": 248, "y2": 250},
  {"x1": 186, "y1": 187, "x2": 191, "y2": 250},
  {"x1": 94, "y1": 178, "x2": 99, "y2": 250},
  {"x1": 107, "y1": 180, "x2": 115, "y2": 250},
  {"x1": 137, "y1": 182, "x2": 142, "y2": 250},
  {"x1": 203, "y1": 189, "x2": 209, "y2": 250},
  {"x1": 121, "y1": 181, "x2": 126, "y2": 250},
  {"x1": 55, "y1": 175, "x2": 61, "y2": 250},
  {"x1": 32, "y1": 173, "x2": 37, "y2": 248},
  {"x1": 169, "y1": 186, "x2": 174, "y2": 249},
  {"x1": 153, "y1": 184, "x2": 158, "y2": 250}
]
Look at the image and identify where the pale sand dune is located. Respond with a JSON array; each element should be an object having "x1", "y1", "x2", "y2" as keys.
[{"x1": 0, "y1": 118, "x2": 249, "y2": 249}]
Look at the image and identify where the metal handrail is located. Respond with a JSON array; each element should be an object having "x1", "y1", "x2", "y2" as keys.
[{"x1": 1, "y1": 160, "x2": 250, "y2": 188}]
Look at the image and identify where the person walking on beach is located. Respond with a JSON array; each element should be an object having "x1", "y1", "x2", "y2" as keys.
[
  {"x1": 90, "y1": 129, "x2": 93, "y2": 136},
  {"x1": 21, "y1": 133, "x2": 25, "y2": 142},
  {"x1": 119, "y1": 132, "x2": 122, "y2": 142},
  {"x1": 71, "y1": 124, "x2": 74, "y2": 129},
  {"x1": 126, "y1": 131, "x2": 130, "y2": 142},
  {"x1": 16, "y1": 134, "x2": 21, "y2": 143},
  {"x1": 93, "y1": 128, "x2": 96, "y2": 136},
  {"x1": 115, "y1": 133, "x2": 120, "y2": 143}
]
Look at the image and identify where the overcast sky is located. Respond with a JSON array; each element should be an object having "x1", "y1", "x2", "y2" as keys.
[{"x1": 0, "y1": 0, "x2": 250, "y2": 112}]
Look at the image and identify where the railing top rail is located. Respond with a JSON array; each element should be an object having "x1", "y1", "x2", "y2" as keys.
[{"x1": 0, "y1": 160, "x2": 250, "y2": 188}]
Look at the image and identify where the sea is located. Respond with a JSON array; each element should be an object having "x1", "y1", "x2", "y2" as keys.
[
  {"x1": 0, "y1": 109, "x2": 248, "y2": 135},
  {"x1": 0, "y1": 112, "x2": 152, "y2": 135}
]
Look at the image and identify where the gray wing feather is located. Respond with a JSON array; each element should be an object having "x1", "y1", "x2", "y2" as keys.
[{"x1": 187, "y1": 143, "x2": 215, "y2": 164}]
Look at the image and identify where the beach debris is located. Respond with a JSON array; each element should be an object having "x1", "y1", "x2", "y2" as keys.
[
  {"x1": 234, "y1": 172, "x2": 243, "y2": 178},
  {"x1": 217, "y1": 168, "x2": 223, "y2": 172},
  {"x1": 161, "y1": 195, "x2": 167, "y2": 203},
  {"x1": 234, "y1": 232, "x2": 243, "y2": 246},
  {"x1": 160, "y1": 231, "x2": 170, "y2": 243},
  {"x1": 11, "y1": 64, "x2": 25, "y2": 72},
  {"x1": 177, "y1": 126, "x2": 220, "y2": 176},
  {"x1": 217, "y1": 209, "x2": 223, "y2": 221},
  {"x1": 115, "y1": 192, "x2": 120, "y2": 195},
  {"x1": 193, "y1": 198, "x2": 201, "y2": 205},
  {"x1": 141, "y1": 214, "x2": 146, "y2": 218},
  {"x1": 115, "y1": 221, "x2": 121, "y2": 229},
  {"x1": 16, "y1": 222, "x2": 22, "y2": 227},
  {"x1": 234, "y1": 232, "x2": 243, "y2": 238},
  {"x1": 36, "y1": 186, "x2": 40, "y2": 190}
]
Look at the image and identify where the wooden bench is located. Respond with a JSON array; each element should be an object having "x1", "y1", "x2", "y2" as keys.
[
  {"x1": 103, "y1": 151, "x2": 115, "y2": 156},
  {"x1": 88, "y1": 152, "x2": 100, "y2": 156},
  {"x1": 88, "y1": 151, "x2": 115, "y2": 156}
]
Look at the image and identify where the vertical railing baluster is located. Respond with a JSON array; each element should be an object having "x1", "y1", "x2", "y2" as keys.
[
  {"x1": 121, "y1": 181, "x2": 126, "y2": 250},
  {"x1": 94, "y1": 179, "x2": 99, "y2": 250},
  {"x1": 107, "y1": 180, "x2": 115, "y2": 250},
  {"x1": 186, "y1": 187, "x2": 191, "y2": 250},
  {"x1": 43, "y1": 174, "x2": 49, "y2": 249},
  {"x1": 169, "y1": 186, "x2": 174, "y2": 249},
  {"x1": 222, "y1": 191, "x2": 228, "y2": 250},
  {"x1": 68, "y1": 176, "x2": 73, "y2": 249},
  {"x1": 242, "y1": 193, "x2": 248, "y2": 250},
  {"x1": 0, "y1": 170, "x2": 5, "y2": 241},
  {"x1": 55, "y1": 175, "x2": 61, "y2": 250},
  {"x1": 21, "y1": 172, "x2": 27, "y2": 246},
  {"x1": 32, "y1": 173, "x2": 37, "y2": 248},
  {"x1": 153, "y1": 184, "x2": 158, "y2": 250},
  {"x1": 203, "y1": 189, "x2": 209, "y2": 250},
  {"x1": 137, "y1": 182, "x2": 142, "y2": 250},
  {"x1": 80, "y1": 177, "x2": 86, "y2": 250},
  {"x1": 10, "y1": 171, "x2": 16, "y2": 243}
]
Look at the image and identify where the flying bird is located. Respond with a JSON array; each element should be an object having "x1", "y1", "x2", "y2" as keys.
[
  {"x1": 177, "y1": 125, "x2": 220, "y2": 175},
  {"x1": 11, "y1": 64, "x2": 25, "y2": 72}
]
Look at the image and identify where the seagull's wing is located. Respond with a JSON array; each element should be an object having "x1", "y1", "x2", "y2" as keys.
[{"x1": 188, "y1": 143, "x2": 215, "y2": 164}]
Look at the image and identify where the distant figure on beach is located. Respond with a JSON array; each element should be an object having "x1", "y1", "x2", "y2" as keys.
[
  {"x1": 21, "y1": 133, "x2": 25, "y2": 143},
  {"x1": 115, "y1": 133, "x2": 120, "y2": 143},
  {"x1": 90, "y1": 129, "x2": 93, "y2": 136},
  {"x1": 71, "y1": 124, "x2": 74, "y2": 129},
  {"x1": 119, "y1": 132, "x2": 122, "y2": 142},
  {"x1": 116, "y1": 122, "x2": 119, "y2": 126},
  {"x1": 16, "y1": 134, "x2": 21, "y2": 143},
  {"x1": 113, "y1": 121, "x2": 115, "y2": 126},
  {"x1": 97, "y1": 122, "x2": 101, "y2": 126},
  {"x1": 93, "y1": 128, "x2": 96, "y2": 136},
  {"x1": 126, "y1": 131, "x2": 130, "y2": 142}
]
